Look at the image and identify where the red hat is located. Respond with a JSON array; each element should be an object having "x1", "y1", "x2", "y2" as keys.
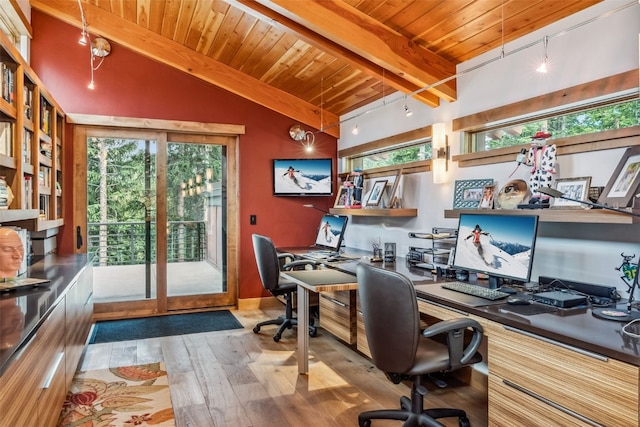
[{"x1": 531, "y1": 131, "x2": 552, "y2": 140}]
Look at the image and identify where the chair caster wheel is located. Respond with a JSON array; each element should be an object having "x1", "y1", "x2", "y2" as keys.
[
  {"x1": 358, "y1": 420, "x2": 371, "y2": 427},
  {"x1": 459, "y1": 417, "x2": 470, "y2": 427},
  {"x1": 273, "y1": 334, "x2": 281, "y2": 342},
  {"x1": 309, "y1": 328, "x2": 317, "y2": 337},
  {"x1": 253, "y1": 326, "x2": 260, "y2": 334}
]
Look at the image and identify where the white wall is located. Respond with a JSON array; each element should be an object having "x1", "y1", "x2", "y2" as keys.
[{"x1": 338, "y1": 0, "x2": 640, "y2": 296}]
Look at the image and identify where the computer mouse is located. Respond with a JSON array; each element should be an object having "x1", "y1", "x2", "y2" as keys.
[{"x1": 507, "y1": 297, "x2": 531, "y2": 305}]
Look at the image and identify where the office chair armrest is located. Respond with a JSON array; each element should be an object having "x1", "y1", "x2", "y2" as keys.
[
  {"x1": 423, "y1": 318, "x2": 483, "y2": 369},
  {"x1": 282, "y1": 259, "x2": 319, "y2": 271}
]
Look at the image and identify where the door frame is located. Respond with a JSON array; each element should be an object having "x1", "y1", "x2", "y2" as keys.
[{"x1": 70, "y1": 114, "x2": 244, "y2": 320}]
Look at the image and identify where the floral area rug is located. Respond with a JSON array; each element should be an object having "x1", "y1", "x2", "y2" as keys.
[{"x1": 58, "y1": 362, "x2": 175, "y2": 427}]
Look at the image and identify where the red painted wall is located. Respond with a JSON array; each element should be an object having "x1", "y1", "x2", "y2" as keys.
[{"x1": 30, "y1": 11, "x2": 337, "y2": 300}]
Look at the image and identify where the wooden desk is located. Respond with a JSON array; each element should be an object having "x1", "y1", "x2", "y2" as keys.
[{"x1": 279, "y1": 269, "x2": 358, "y2": 374}]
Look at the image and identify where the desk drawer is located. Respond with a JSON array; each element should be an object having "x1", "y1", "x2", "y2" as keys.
[
  {"x1": 489, "y1": 325, "x2": 639, "y2": 427},
  {"x1": 320, "y1": 291, "x2": 356, "y2": 344},
  {"x1": 488, "y1": 375, "x2": 593, "y2": 427},
  {"x1": 356, "y1": 310, "x2": 371, "y2": 358},
  {"x1": 417, "y1": 297, "x2": 486, "y2": 328}
]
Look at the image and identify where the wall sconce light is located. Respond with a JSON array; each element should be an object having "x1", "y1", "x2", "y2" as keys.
[
  {"x1": 431, "y1": 122, "x2": 449, "y2": 184},
  {"x1": 289, "y1": 124, "x2": 315, "y2": 152}
]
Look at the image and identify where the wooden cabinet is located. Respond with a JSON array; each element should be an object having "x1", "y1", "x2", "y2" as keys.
[
  {"x1": 0, "y1": 27, "x2": 64, "y2": 231},
  {"x1": 0, "y1": 301, "x2": 66, "y2": 427},
  {"x1": 319, "y1": 290, "x2": 356, "y2": 344},
  {"x1": 488, "y1": 325, "x2": 639, "y2": 427},
  {"x1": 0, "y1": 263, "x2": 93, "y2": 427}
]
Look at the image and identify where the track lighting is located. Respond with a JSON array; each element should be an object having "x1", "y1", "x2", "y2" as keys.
[
  {"x1": 404, "y1": 103, "x2": 413, "y2": 117},
  {"x1": 77, "y1": 0, "x2": 111, "y2": 90},
  {"x1": 352, "y1": 125, "x2": 359, "y2": 135},
  {"x1": 536, "y1": 36, "x2": 549, "y2": 73}
]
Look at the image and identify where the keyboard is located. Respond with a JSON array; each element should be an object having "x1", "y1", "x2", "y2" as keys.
[{"x1": 441, "y1": 282, "x2": 510, "y2": 301}]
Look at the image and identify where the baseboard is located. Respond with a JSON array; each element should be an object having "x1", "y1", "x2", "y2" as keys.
[{"x1": 237, "y1": 296, "x2": 281, "y2": 310}]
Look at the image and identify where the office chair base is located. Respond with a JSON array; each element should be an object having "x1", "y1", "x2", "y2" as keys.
[
  {"x1": 358, "y1": 409, "x2": 469, "y2": 427},
  {"x1": 253, "y1": 315, "x2": 317, "y2": 342}
]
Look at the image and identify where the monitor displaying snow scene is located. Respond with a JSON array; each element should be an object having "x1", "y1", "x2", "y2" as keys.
[
  {"x1": 273, "y1": 158, "x2": 333, "y2": 196},
  {"x1": 452, "y1": 213, "x2": 539, "y2": 284},
  {"x1": 313, "y1": 214, "x2": 348, "y2": 252}
]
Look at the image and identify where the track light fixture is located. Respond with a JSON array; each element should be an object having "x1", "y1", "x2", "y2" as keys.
[
  {"x1": 536, "y1": 36, "x2": 549, "y2": 73},
  {"x1": 77, "y1": 0, "x2": 111, "y2": 90},
  {"x1": 352, "y1": 124, "x2": 359, "y2": 135},
  {"x1": 403, "y1": 98, "x2": 413, "y2": 117}
]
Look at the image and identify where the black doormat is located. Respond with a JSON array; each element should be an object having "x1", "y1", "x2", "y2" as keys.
[{"x1": 89, "y1": 310, "x2": 244, "y2": 344}]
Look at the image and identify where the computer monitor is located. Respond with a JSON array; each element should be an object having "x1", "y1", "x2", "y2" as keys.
[
  {"x1": 452, "y1": 213, "x2": 539, "y2": 288},
  {"x1": 313, "y1": 214, "x2": 348, "y2": 253}
]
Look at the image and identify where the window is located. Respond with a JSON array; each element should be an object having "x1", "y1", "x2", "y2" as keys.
[
  {"x1": 350, "y1": 139, "x2": 432, "y2": 170},
  {"x1": 471, "y1": 98, "x2": 640, "y2": 152}
]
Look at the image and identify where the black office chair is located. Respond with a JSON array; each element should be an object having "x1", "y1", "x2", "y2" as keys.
[
  {"x1": 252, "y1": 234, "x2": 319, "y2": 342},
  {"x1": 356, "y1": 263, "x2": 483, "y2": 427}
]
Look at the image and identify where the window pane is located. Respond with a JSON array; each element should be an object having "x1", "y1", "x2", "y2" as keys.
[
  {"x1": 472, "y1": 98, "x2": 640, "y2": 152},
  {"x1": 354, "y1": 141, "x2": 432, "y2": 169}
]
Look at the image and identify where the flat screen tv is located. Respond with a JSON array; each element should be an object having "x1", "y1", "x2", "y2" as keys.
[
  {"x1": 313, "y1": 214, "x2": 348, "y2": 253},
  {"x1": 452, "y1": 213, "x2": 539, "y2": 288},
  {"x1": 273, "y1": 158, "x2": 333, "y2": 196}
]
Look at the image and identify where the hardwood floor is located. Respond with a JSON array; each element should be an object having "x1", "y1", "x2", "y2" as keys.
[{"x1": 78, "y1": 308, "x2": 488, "y2": 427}]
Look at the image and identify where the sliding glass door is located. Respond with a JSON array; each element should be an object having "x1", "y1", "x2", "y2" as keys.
[{"x1": 74, "y1": 126, "x2": 238, "y2": 318}]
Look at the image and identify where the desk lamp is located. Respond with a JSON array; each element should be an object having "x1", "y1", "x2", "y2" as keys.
[{"x1": 538, "y1": 187, "x2": 640, "y2": 321}]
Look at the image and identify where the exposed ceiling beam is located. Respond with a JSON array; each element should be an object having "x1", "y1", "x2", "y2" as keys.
[
  {"x1": 226, "y1": 0, "x2": 440, "y2": 108},
  {"x1": 255, "y1": 0, "x2": 457, "y2": 102},
  {"x1": 30, "y1": 0, "x2": 340, "y2": 138}
]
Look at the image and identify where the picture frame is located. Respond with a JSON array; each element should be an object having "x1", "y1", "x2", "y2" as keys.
[
  {"x1": 453, "y1": 178, "x2": 494, "y2": 209},
  {"x1": 384, "y1": 169, "x2": 403, "y2": 208},
  {"x1": 366, "y1": 180, "x2": 388, "y2": 207},
  {"x1": 478, "y1": 183, "x2": 496, "y2": 209},
  {"x1": 552, "y1": 177, "x2": 592, "y2": 208},
  {"x1": 598, "y1": 146, "x2": 640, "y2": 208},
  {"x1": 333, "y1": 186, "x2": 350, "y2": 208}
]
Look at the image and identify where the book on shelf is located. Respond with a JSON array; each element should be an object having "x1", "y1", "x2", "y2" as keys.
[
  {"x1": 40, "y1": 99, "x2": 51, "y2": 135},
  {"x1": 23, "y1": 175, "x2": 32, "y2": 209},
  {"x1": 0, "y1": 62, "x2": 15, "y2": 104},
  {"x1": 38, "y1": 165, "x2": 51, "y2": 188},
  {"x1": 0, "y1": 121, "x2": 12, "y2": 157},
  {"x1": 39, "y1": 194, "x2": 49, "y2": 220},
  {"x1": 23, "y1": 85, "x2": 33, "y2": 120},
  {"x1": 22, "y1": 130, "x2": 32, "y2": 164}
]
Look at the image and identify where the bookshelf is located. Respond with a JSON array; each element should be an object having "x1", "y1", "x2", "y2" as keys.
[{"x1": 0, "y1": 30, "x2": 65, "y2": 231}]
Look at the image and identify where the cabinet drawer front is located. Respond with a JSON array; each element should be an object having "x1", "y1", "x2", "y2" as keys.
[
  {"x1": 489, "y1": 326, "x2": 639, "y2": 426},
  {"x1": 356, "y1": 311, "x2": 371, "y2": 358},
  {"x1": 320, "y1": 294, "x2": 355, "y2": 344},
  {"x1": 488, "y1": 375, "x2": 594, "y2": 427},
  {"x1": 0, "y1": 301, "x2": 65, "y2": 427}
]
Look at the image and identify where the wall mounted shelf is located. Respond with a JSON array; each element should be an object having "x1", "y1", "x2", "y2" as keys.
[
  {"x1": 329, "y1": 208, "x2": 417, "y2": 217},
  {"x1": 444, "y1": 209, "x2": 638, "y2": 224}
]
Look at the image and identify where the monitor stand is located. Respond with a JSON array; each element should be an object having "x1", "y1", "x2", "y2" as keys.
[{"x1": 488, "y1": 275, "x2": 499, "y2": 290}]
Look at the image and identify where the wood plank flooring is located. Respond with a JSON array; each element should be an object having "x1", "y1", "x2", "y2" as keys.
[{"x1": 77, "y1": 308, "x2": 488, "y2": 427}]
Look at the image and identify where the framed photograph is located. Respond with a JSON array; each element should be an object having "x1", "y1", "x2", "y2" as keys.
[
  {"x1": 333, "y1": 186, "x2": 350, "y2": 208},
  {"x1": 366, "y1": 180, "x2": 388, "y2": 207},
  {"x1": 384, "y1": 169, "x2": 403, "y2": 208},
  {"x1": 453, "y1": 179, "x2": 494, "y2": 209},
  {"x1": 552, "y1": 177, "x2": 592, "y2": 208},
  {"x1": 598, "y1": 146, "x2": 640, "y2": 208},
  {"x1": 478, "y1": 183, "x2": 496, "y2": 209}
]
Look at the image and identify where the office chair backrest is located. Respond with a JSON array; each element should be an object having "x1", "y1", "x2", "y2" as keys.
[
  {"x1": 357, "y1": 263, "x2": 420, "y2": 374},
  {"x1": 252, "y1": 234, "x2": 280, "y2": 292}
]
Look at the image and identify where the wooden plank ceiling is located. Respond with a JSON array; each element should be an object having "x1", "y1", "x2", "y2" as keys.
[{"x1": 31, "y1": 0, "x2": 601, "y2": 138}]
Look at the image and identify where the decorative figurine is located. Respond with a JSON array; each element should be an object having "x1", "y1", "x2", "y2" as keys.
[
  {"x1": 351, "y1": 168, "x2": 364, "y2": 206},
  {"x1": 524, "y1": 130, "x2": 557, "y2": 202},
  {"x1": 616, "y1": 252, "x2": 637, "y2": 295}
]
